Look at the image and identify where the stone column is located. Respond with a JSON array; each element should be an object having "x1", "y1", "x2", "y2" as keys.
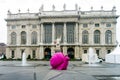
[
  {"x1": 26, "y1": 25, "x2": 31, "y2": 45},
  {"x1": 52, "y1": 23, "x2": 55, "y2": 44},
  {"x1": 17, "y1": 25, "x2": 20, "y2": 45},
  {"x1": 37, "y1": 24, "x2": 40, "y2": 45},
  {"x1": 17, "y1": 33, "x2": 20, "y2": 46},
  {"x1": 64, "y1": 23, "x2": 67, "y2": 44},
  {"x1": 89, "y1": 23, "x2": 94, "y2": 45},
  {"x1": 40, "y1": 23, "x2": 44, "y2": 44},
  {"x1": 75, "y1": 23, "x2": 78, "y2": 44},
  {"x1": 79, "y1": 23, "x2": 82, "y2": 45}
]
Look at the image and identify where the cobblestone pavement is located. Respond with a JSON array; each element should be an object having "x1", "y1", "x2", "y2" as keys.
[{"x1": 0, "y1": 61, "x2": 120, "y2": 80}]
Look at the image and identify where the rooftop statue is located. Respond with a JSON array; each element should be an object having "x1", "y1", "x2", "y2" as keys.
[
  {"x1": 63, "y1": 4, "x2": 66, "y2": 10},
  {"x1": 52, "y1": 5, "x2": 55, "y2": 11}
]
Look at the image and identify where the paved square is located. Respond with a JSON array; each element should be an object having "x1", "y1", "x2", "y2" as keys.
[{"x1": 0, "y1": 61, "x2": 120, "y2": 80}]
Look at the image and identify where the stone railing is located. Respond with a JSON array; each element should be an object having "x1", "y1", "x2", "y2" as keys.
[{"x1": 6, "y1": 10, "x2": 117, "y2": 19}]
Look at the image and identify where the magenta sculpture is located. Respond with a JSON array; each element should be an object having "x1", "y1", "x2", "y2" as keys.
[{"x1": 50, "y1": 52, "x2": 69, "y2": 70}]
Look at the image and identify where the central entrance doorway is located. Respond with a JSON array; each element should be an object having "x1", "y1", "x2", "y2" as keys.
[
  {"x1": 67, "y1": 48, "x2": 74, "y2": 59},
  {"x1": 44, "y1": 48, "x2": 51, "y2": 60}
]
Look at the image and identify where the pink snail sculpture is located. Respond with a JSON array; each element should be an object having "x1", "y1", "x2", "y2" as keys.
[{"x1": 50, "y1": 52, "x2": 69, "y2": 70}]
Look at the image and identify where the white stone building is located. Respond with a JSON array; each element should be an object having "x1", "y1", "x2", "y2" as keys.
[{"x1": 5, "y1": 5, "x2": 119, "y2": 60}]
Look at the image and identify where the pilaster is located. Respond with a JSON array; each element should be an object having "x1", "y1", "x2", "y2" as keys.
[
  {"x1": 64, "y1": 23, "x2": 67, "y2": 44},
  {"x1": 75, "y1": 23, "x2": 78, "y2": 44},
  {"x1": 52, "y1": 23, "x2": 55, "y2": 44},
  {"x1": 38, "y1": 24, "x2": 40, "y2": 45},
  {"x1": 39, "y1": 47, "x2": 44, "y2": 59},
  {"x1": 75, "y1": 46, "x2": 80, "y2": 59},
  {"x1": 26, "y1": 25, "x2": 31, "y2": 45},
  {"x1": 16, "y1": 25, "x2": 20, "y2": 45},
  {"x1": 40, "y1": 23, "x2": 44, "y2": 44}
]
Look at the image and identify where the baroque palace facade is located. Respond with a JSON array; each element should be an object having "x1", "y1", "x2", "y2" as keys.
[{"x1": 5, "y1": 5, "x2": 119, "y2": 60}]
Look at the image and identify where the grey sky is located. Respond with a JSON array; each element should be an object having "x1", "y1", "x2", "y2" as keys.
[{"x1": 0, "y1": 0, "x2": 120, "y2": 44}]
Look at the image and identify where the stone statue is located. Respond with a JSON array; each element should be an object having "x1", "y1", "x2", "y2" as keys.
[
  {"x1": 52, "y1": 5, "x2": 55, "y2": 11},
  {"x1": 39, "y1": 4, "x2": 44, "y2": 12},
  {"x1": 54, "y1": 36, "x2": 61, "y2": 52},
  {"x1": 63, "y1": 4, "x2": 66, "y2": 10},
  {"x1": 56, "y1": 37, "x2": 61, "y2": 46}
]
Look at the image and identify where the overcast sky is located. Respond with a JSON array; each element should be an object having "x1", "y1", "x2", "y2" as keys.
[{"x1": 0, "y1": 0, "x2": 120, "y2": 44}]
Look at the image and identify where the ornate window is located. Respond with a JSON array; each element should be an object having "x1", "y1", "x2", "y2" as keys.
[
  {"x1": 66, "y1": 23, "x2": 75, "y2": 43},
  {"x1": 55, "y1": 23, "x2": 63, "y2": 43},
  {"x1": 94, "y1": 30, "x2": 100, "y2": 44},
  {"x1": 82, "y1": 30, "x2": 89, "y2": 44},
  {"x1": 105, "y1": 30, "x2": 112, "y2": 44},
  {"x1": 44, "y1": 24, "x2": 52, "y2": 43},
  {"x1": 21, "y1": 31, "x2": 26, "y2": 44},
  {"x1": 31, "y1": 31, "x2": 37, "y2": 44},
  {"x1": 11, "y1": 32, "x2": 16, "y2": 45}
]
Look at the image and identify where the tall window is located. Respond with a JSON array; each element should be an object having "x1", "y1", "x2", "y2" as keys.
[
  {"x1": 21, "y1": 31, "x2": 26, "y2": 44},
  {"x1": 11, "y1": 32, "x2": 16, "y2": 45},
  {"x1": 55, "y1": 23, "x2": 63, "y2": 43},
  {"x1": 94, "y1": 30, "x2": 100, "y2": 44},
  {"x1": 44, "y1": 24, "x2": 52, "y2": 43},
  {"x1": 82, "y1": 30, "x2": 89, "y2": 44},
  {"x1": 31, "y1": 31, "x2": 37, "y2": 44},
  {"x1": 67, "y1": 23, "x2": 75, "y2": 43},
  {"x1": 105, "y1": 30, "x2": 112, "y2": 44}
]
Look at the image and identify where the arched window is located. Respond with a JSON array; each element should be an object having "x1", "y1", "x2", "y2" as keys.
[
  {"x1": 11, "y1": 32, "x2": 16, "y2": 45},
  {"x1": 105, "y1": 30, "x2": 112, "y2": 44},
  {"x1": 94, "y1": 30, "x2": 100, "y2": 44},
  {"x1": 82, "y1": 30, "x2": 89, "y2": 44},
  {"x1": 31, "y1": 31, "x2": 37, "y2": 44},
  {"x1": 21, "y1": 31, "x2": 26, "y2": 44}
]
